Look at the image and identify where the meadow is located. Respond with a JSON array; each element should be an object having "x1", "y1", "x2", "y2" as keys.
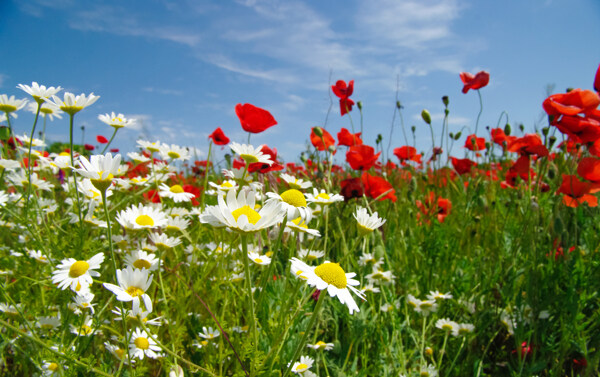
[{"x1": 0, "y1": 67, "x2": 599, "y2": 377}]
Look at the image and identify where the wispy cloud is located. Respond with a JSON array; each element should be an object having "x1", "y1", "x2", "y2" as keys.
[{"x1": 142, "y1": 87, "x2": 183, "y2": 96}]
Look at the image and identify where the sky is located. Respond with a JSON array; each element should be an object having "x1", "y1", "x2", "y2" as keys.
[{"x1": 1, "y1": 0, "x2": 599, "y2": 163}]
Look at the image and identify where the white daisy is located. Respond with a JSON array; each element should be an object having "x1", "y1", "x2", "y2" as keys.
[
  {"x1": 435, "y1": 318, "x2": 459, "y2": 332},
  {"x1": 353, "y1": 207, "x2": 386, "y2": 235},
  {"x1": 297, "y1": 248, "x2": 325, "y2": 262},
  {"x1": 248, "y1": 251, "x2": 271, "y2": 266},
  {"x1": 98, "y1": 112, "x2": 136, "y2": 129},
  {"x1": 137, "y1": 140, "x2": 162, "y2": 153},
  {"x1": 165, "y1": 217, "x2": 191, "y2": 232},
  {"x1": 129, "y1": 327, "x2": 162, "y2": 360},
  {"x1": 266, "y1": 189, "x2": 311, "y2": 220},
  {"x1": 280, "y1": 173, "x2": 312, "y2": 190},
  {"x1": 71, "y1": 291, "x2": 96, "y2": 314},
  {"x1": 149, "y1": 232, "x2": 182, "y2": 250},
  {"x1": 306, "y1": 188, "x2": 344, "y2": 205},
  {"x1": 51, "y1": 253, "x2": 104, "y2": 293},
  {"x1": 209, "y1": 179, "x2": 238, "y2": 193},
  {"x1": 0, "y1": 94, "x2": 28, "y2": 117},
  {"x1": 427, "y1": 290, "x2": 453, "y2": 301},
  {"x1": 116, "y1": 204, "x2": 168, "y2": 230},
  {"x1": 289, "y1": 355, "x2": 314, "y2": 374},
  {"x1": 41, "y1": 361, "x2": 62, "y2": 376},
  {"x1": 37, "y1": 315, "x2": 61, "y2": 330},
  {"x1": 27, "y1": 249, "x2": 50, "y2": 263},
  {"x1": 17, "y1": 82, "x2": 62, "y2": 104},
  {"x1": 289, "y1": 258, "x2": 365, "y2": 314},
  {"x1": 104, "y1": 342, "x2": 135, "y2": 364},
  {"x1": 286, "y1": 214, "x2": 321, "y2": 237},
  {"x1": 453, "y1": 323, "x2": 475, "y2": 337},
  {"x1": 30, "y1": 101, "x2": 63, "y2": 121},
  {"x1": 123, "y1": 250, "x2": 160, "y2": 271},
  {"x1": 103, "y1": 266, "x2": 154, "y2": 314},
  {"x1": 198, "y1": 326, "x2": 220, "y2": 340},
  {"x1": 127, "y1": 151, "x2": 151, "y2": 163},
  {"x1": 47, "y1": 92, "x2": 99, "y2": 116},
  {"x1": 200, "y1": 188, "x2": 284, "y2": 233},
  {"x1": 73, "y1": 153, "x2": 122, "y2": 192},
  {"x1": 407, "y1": 294, "x2": 438, "y2": 316},
  {"x1": 158, "y1": 183, "x2": 195, "y2": 202},
  {"x1": 70, "y1": 316, "x2": 98, "y2": 336},
  {"x1": 158, "y1": 143, "x2": 191, "y2": 161},
  {"x1": 306, "y1": 341, "x2": 334, "y2": 351},
  {"x1": 229, "y1": 142, "x2": 274, "y2": 165}
]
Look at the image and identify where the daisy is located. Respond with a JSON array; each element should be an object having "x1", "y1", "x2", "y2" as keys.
[
  {"x1": 280, "y1": 173, "x2": 312, "y2": 190},
  {"x1": 353, "y1": 207, "x2": 386, "y2": 235},
  {"x1": 137, "y1": 140, "x2": 162, "y2": 153},
  {"x1": 0, "y1": 94, "x2": 28, "y2": 117},
  {"x1": 17, "y1": 82, "x2": 62, "y2": 104},
  {"x1": 70, "y1": 316, "x2": 97, "y2": 336},
  {"x1": 0, "y1": 303, "x2": 21, "y2": 316},
  {"x1": 27, "y1": 249, "x2": 50, "y2": 263},
  {"x1": 200, "y1": 188, "x2": 284, "y2": 233},
  {"x1": 73, "y1": 153, "x2": 122, "y2": 192},
  {"x1": 16, "y1": 133, "x2": 46, "y2": 148},
  {"x1": 407, "y1": 294, "x2": 438, "y2": 316},
  {"x1": 127, "y1": 151, "x2": 151, "y2": 163},
  {"x1": 286, "y1": 215, "x2": 321, "y2": 237},
  {"x1": 31, "y1": 101, "x2": 63, "y2": 121},
  {"x1": 0, "y1": 191, "x2": 7, "y2": 207},
  {"x1": 47, "y1": 92, "x2": 99, "y2": 116},
  {"x1": 77, "y1": 178, "x2": 112, "y2": 203},
  {"x1": 420, "y1": 363, "x2": 438, "y2": 377},
  {"x1": 198, "y1": 326, "x2": 220, "y2": 340},
  {"x1": 306, "y1": 188, "x2": 344, "y2": 205},
  {"x1": 297, "y1": 248, "x2": 325, "y2": 262},
  {"x1": 116, "y1": 204, "x2": 168, "y2": 230},
  {"x1": 41, "y1": 361, "x2": 62, "y2": 376},
  {"x1": 380, "y1": 302, "x2": 396, "y2": 312},
  {"x1": 365, "y1": 268, "x2": 396, "y2": 285},
  {"x1": 435, "y1": 318, "x2": 459, "y2": 332},
  {"x1": 360, "y1": 284, "x2": 381, "y2": 295},
  {"x1": 8, "y1": 170, "x2": 54, "y2": 191},
  {"x1": 52, "y1": 252, "x2": 104, "y2": 293},
  {"x1": 289, "y1": 258, "x2": 365, "y2": 314},
  {"x1": 453, "y1": 323, "x2": 475, "y2": 337},
  {"x1": 124, "y1": 250, "x2": 160, "y2": 271},
  {"x1": 105, "y1": 342, "x2": 135, "y2": 364},
  {"x1": 209, "y1": 179, "x2": 238, "y2": 193},
  {"x1": 427, "y1": 290, "x2": 453, "y2": 301},
  {"x1": 159, "y1": 183, "x2": 195, "y2": 202},
  {"x1": 37, "y1": 315, "x2": 61, "y2": 330},
  {"x1": 266, "y1": 189, "x2": 311, "y2": 220},
  {"x1": 158, "y1": 143, "x2": 191, "y2": 161},
  {"x1": 98, "y1": 112, "x2": 136, "y2": 129},
  {"x1": 71, "y1": 291, "x2": 96, "y2": 314},
  {"x1": 357, "y1": 253, "x2": 384, "y2": 269},
  {"x1": 289, "y1": 355, "x2": 314, "y2": 374},
  {"x1": 149, "y1": 232, "x2": 181, "y2": 250},
  {"x1": 229, "y1": 142, "x2": 274, "y2": 165},
  {"x1": 129, "y1": 327, "x2": 162, "y2": 360},
  {"x1": 112, "y1": 307, "x2": 163, "y2": 326},
  {"x1": 248, "y1": 251, "x2": 271, "y2": 266},
  {"x1": 306, "y1": 341, "x2": 334, "y2": 351},
  {"x1": 167, "y1": 207, "x2": 190, "y2": 218},
  {"x1": 103, "y1": 266, "x2": 153, "y2": 314},
  {"x1": 165, "y1": 217, "x2": 191, "y2": 232}
]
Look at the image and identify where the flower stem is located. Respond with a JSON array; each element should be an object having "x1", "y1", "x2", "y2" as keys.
[
  {"x1": 241, "y1": 234, "x2": 258, "y2": 370},
  {"x1": 24, "y1": 103, "x2": 42, "y2": 222},
  {"x1": 474, "y1": 89, "x2": 483, "y2": 136},
  {"x1": 101, "y1": 127, "x2": 118, "y2": 154},
  {"x1": 68, "y1": 114, "x2": 83, "y2": 227},
  {"x1": 201, "y1": 141, "x2": 213, "y2": 209}
]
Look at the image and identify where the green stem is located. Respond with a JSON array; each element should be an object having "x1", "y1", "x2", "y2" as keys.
[
  {"x1": 68, "y1": 114, "x2": 83, "y2": 228},
  {"x1": 25, "y1": 103, "x2": 42, "y2": 222},
  {"x1": 241, "y1": 234, "x2": 258, "y2": 372},
  {"x1": 474, "y1": 89, "x2": 483, "y2": 136},
  {"x1": 201, "y1": 141, "x2": 213, "y2": 209},
  {"x1": 101, "y1": 128, "x2": 118, "y2": 154}
]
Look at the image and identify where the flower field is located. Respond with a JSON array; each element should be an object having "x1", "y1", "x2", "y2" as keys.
[{"x1": 1, "y1": 66, "x2": 600, "y2": 377}]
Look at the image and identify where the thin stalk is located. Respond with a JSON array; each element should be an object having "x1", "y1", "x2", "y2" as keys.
[
  {"x1": 474, "y1": 89, "x2": 483, "y2": 136},
  {"x1": 24, "y1": 103, "x2": 42, "y2": 221},
  {"x1": 68, "y1": 114, "x2": 83, "y2": 227},
  {"x1": 201, "y1": 141, "x2": 213, "y2": 209},
  {"x1": 100, "y1": 127, "x2": 118, "y2": 154},
  {"x1": 241, "y1": 234, "x2": 259, "y2": 369}
]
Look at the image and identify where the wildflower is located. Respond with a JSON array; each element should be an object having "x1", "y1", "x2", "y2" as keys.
[
  {"x1": 310, "y1": 127, "x2": 336, "y2": 152},
  {"x1": 30, "y1": 101, "x2": 63, "y2": 120},
  {"x1": 229, "y1": 142, "x2": 273, "y2": 165},
  {"x1": 124, "y1": 250, "x2": 160, "y2": 271},
  {"x1": 453, "y1": 323, "x2": 475, "y2": 337},
  {"x1": 394, "y1": 146, "x2": 422, "y2": 164},
  {"x1": 353, "y1": 207, "x2": 386, "y2": 236},
  {"x1": 332, "y1": 79, "x2": 355, "y2": 116},
  {"x1": 248, "y1": 251, "x2": 271, "y2": 266},
  {"x1": 103, "y1": 266, "x2": 153, "y2": 314},
  {"x1": 346, "y1": 144, "x2": 380, "y2": 170},
  {"x1": 557, "y1": 174, "x2": 598, "y2": 207},
  {"x1": 71, "y1": 291, "x2": 96, "y2": 314},
  {"x1": 361, "y1": 172, "x2": 396, "y2": 202},
  {"x1": 105, "y1": 342, "x2": 134, "y2": 364},
  {"x1": 98, "y1": 112, "x2": 136, "y2": 129},
  {"x1": 208, "y1": 127, "x2": 230, "y2": 145},
  {"x1": 70, "y1": 316, "x2": 97, "y2": 336},
  {"x1": 289, "y1": 355, "x2": 314, "y2": 374},
  {"x1": 307, "y1": 341, "x2": 334, "y2": 351},
  {"x1": 266, "y1": 189, "x2": 311, "y2": 220},
  {"x1": 464, "y1": 134, "x2": 486, "y2": 151},
  {"x1": 28, "y1": 249, "x2": 50, "y2": 263},
  {"x1": 306, "y1": 188, "x2": 343, "y2": 205},
  {"x1": 451, "y1": 157, "x2": 476, "y2": 175},
  {"x1": 73, "y1": 153, "x2": 122, "y2": 192},
  {"x1": 286, "y1": 215, "x2": 321, "y2": 237},
  {"x1": 137, "y1": 140, "x2": 162, "y2": 153},
  {"x1": 435, "y1": 318, "x2": 459, "y2": 332},
  {"x1": 543, "y1": 88, "x2": 600, "y2": 116},
  {"x1": 459, "y1": 71, "x2": 490, "y2": 93},
  {"x1": 47, "y1": 92, "x2": 99, "y2": 116},
  {"x1": 235, "y1": 103, "x2": 277, "y2": 134},
  {"x1": 340, "y1": 177, "x2": 363, "y2": 201},
  {"x1": 17, "y1": 82, "x2": 62, "y2": 104},
  {"x1": 365, "y1": 268, "x2": 395, "y2": 285},
  {"x1": 159, "y1": 143, "x2": 191, "y2": 161},
  {"x1": 427, "y1": 291, "x2": 453, "y2": 301},
  {"x1": 297, "y1": 248, "x2": 325, "y2": 262},
  {"x1": 419, "y1": 363, "x2": 438, "y2": 377},
  {"x1": 290, "y1": 258, "x2": 365, "y2": 314},
  {"x1": 198, "y1": 326, "x2": 220, "y2": 340},
  {"x1": 280, "y1": 173, "x2": 312, "y2": 190},
  {"x1": 407, "y1": 294, "x2": 438, "y2": 316},
  {"x1": 0, "y1": 95, "x2": 28, "y2": 117},
  {"x1": 129, "y1": 327, "x2": 162, "y2": 360},
  {"x1": 37, "y1": 315, "x2": 61, "y2": 330},
  {"x1": 116, "y1": 204, "x2": 168, "y2": 230},
  {"x1": 360, "y1": 283, "x2": 381, "y2": 295},
  {"x1": 337, "y1": 127, "x2": 362, "y2": 146},
  {"x1": 159, "y1": 183, "x2": 196, "y2": 202},
  {"x1": 52, "y1": 252, "x2": 104, "y2": 293},
  {"x1": 200, "y1": 188, "x2": 284, "y2": 233},
  {"x1": 42, "y1": 361, "x2": 62, "y2": 376}
]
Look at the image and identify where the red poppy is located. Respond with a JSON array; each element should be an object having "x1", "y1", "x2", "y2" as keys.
[
  {"x1": 542, "y1": 89, "x2": 600, "y2": 116},
  {"x1": 507, "y1": 134, "x2": 549, "y2": 157},
  {"x1": 451, "y1": 157, "x2": 476, "y2": 175},
  {"x1": 310, "y1": 127, "x2": 336, "y2": 152},
  {"x1": 182, "y1": 184, "x2": 202, "y2": 206},
  {"x1": 557, "y1": 174, "x2": 598, "y2": 207},
  {"x1": 84, "y1": 144, "x2": 95, "y2": 151},
  {"x1": 337, "y1": 128, "x2": 362, "y2": 146},
  {"x1": 459, "y1": 71, "x2": 490, "y2": 93},
  {"x1": 464, "y1": 134, "x2": 486, "y2": 151},
  {"x1": 144, "y1": 189, "x2": 161, "y2": 203},
  {"x1": 513, "y1": 341, "x2": 533, "y2": 359},
  {"x1": 416, "y1": 192, "x2": 451, "y2": 224},
  {"x1": 332, "y1": 80, "x2": 355, "y2": 116},
  {"x1": 96, "y1": 135, "x2": 108, "y2": 144},
  {"x1": 393, "y1": 146, "x2": 422, "y2": 164},
  {"x1": 553, "y1": 115, "x2": 600, "y2": 144},
  {"x1": 208, "y1": 127, "x2": 230, "y2": 145},
  {"x1": 577, "y1": 157, "x2": 600, "y2": 183},
  {"x1": 340, "y1": 177, "x2": 363, "y2": 201},
  {"x1": 338, "y1": 97, "x2": 355, "y2": 116},
  {"x1": 235, "y1": 103, "x2": 277, "y2": 134},
  {"x1": 595, "y1": 63, "x2": 600, "y2": 93},
  {"x1": 346, "y1": 144, "x2": 380, "y2": 170},
  {"x1": 361, "y1": 172, "x2": 396, "y2": 202},
  {"x1": 248, "y1": 145, "x2": 284, "y2": 173},
  {"x1": 110, "y1": 148, "x2": 119, "y2": 153}
]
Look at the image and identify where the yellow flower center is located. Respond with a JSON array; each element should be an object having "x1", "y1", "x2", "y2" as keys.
[
  {"x1": 40, "y1": 107, "x2": 54, "y2": 115},
  {"x1": 126, "y1": 286, "x2": 145, "y2": 297},
  {"x1": 458, "y1": 327, "x2": 471, "y2": 335},
  {"x1": 170, "y1": 184, "x2": 184, "y2": 193},
  {"x1": 314, "y1": 262, "x2": 347, "y2": 289},
  {"x1": 317, "y1": 192, "x2": 330, "y2": 200},
  {"x1": 221, "y1": 181, "x2": 233, "y2": 188},
  {"x1": 254, "y1": 258, "x2": 263, "y2": 264},
  {"x1": 168, "y1": 151, "x2": 181, "y2": 159},
  {"x1": 80, "y1": 325, "x2": 93, "y2": 335},
  {"x1": 296, "y1": 363, "x2": 308, "y2": 371},
  {"x1": 357, "y1": 223, "x2": 373, "y2": 236},
  {"x1": 114, "y1": 348, "x2": 126, "y2": 359},
  {"x1": 41, "y1": 323, "x2": 54, "y2": 329},
  {"x1": 420, "y1": 372, "x2": 431, "y2": 377},
  {"x1": 231, "y1": 205, "x2": 261, "y2": 225},
  {"x1": 0, "y1": 104, "x2": 17, "y2": 113},
  {"x1": 48, "y1": 362, "x2": 59, "y2": 371},
  {"x1": 280, "y1": 189, "x2": 307, "y2": 207},
  {"x1": 69, "y1": 261, "x2": 90, "y2": 278},
  {"x1": 441, "y1": 324, "x2": 453, "y2": 331},
  {"x1": 291, "y1": 217, "x2": 308, "y2": 229},
  {"x1": 240, "y1": 154, "x2": 259, "y2": 163},
  {"x1": 316, "y1": 341, "x2": 327, "y2": 348},
  {"x1": 133, "y1": 259, "x2": 152, "y2": 270},
  {"x1": 60, "y1": 105, "x2": 84, "y2": 115},
  {"x1": 134, "y1": 337, "x2": 150, "y2": 350},
  {"x1": 420, "y1": 302, "x2": 433, "y2": 310},
  {"x1": 135, "y1": 214, "x2": 154, "y2": 227}
]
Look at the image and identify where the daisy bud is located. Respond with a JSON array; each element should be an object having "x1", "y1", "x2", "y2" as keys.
[{"x1": 421, "y1": 109, "x2": 431, "y2": 125}]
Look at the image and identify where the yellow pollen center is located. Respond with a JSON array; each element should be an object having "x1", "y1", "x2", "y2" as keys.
[
  {"x1": 115, "y1": 348, "x2": 125, "y2": 359},
  {"x1": 231, "y1": 205, "x2": 261, "y2": 225},
  {"x1": 133, "y1": 259, "x2": 152, "y2": 269},
  {"x1": 48, "y1": 363, "x2": 59, "y2": 371},
  {"x1": 254, "y1": 258, "x2": 263, "y2": 264},
  {"x1": 80, "y1": 325, "x2": 93, "y2": 335},
  {"x1": 168, "y1": 151, "x2": 180, "y2": 159},
  {"x1": 280, "y1": 189, "x2": 307, "y2": 207},
  {"x1": 69, "y1": 261, "x2": 90, "y2": 278},
  {"x1": 314, "y1": 262, "x2": 347, "y2": 289},
  {"x1": 134, "y1": 337, "x2": 150, "y2": 350},
  {"x1": 317, "y1": 192, "x2": 330, "y2": 200},
  {"x1": 296, "y1": 363, "x2": 308, "y2": 371},
  {"x1": 240, "y1": 154, "x2": 259, "y2": 163},
  {"x1": 357, "y1": 223, "x2": 373, "y2": 236},
  {"x1": 40, "y1": 107, "x2": 53, "y2": 114},
  {"x1": 316, "y1": 341, "x2": 326, "y2": 347},
  {"x1": 0, "y1": 105, "x2": 17, "y2": 113},
  {"x1": 135, "y1": 215, "x2": 154, "y2": 227},
  {"x1": 421, "y1": 302, "x2": 433, "y2": 309},
  {"x1": 442, "y1": 324, "x2": 453, "y2": 331},
  {"x1": 170, "y1": 184, "x2": 184, "y2": 193},
  {"x1": 221, "y1": 181, "x2": 233, "y2": 188},
  {"x1": 291, "y1": 217, "x2": 308, "y2": 229},
  {"x1": 126, "y1": 286, "x2": 145, "y2": 297}
]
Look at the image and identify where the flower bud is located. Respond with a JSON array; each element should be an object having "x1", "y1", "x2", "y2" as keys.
[
  {"x1": 327, "y1": 145, "x2": 336, "y2": 154},
  {"x1": 313, "y1": 126, "x2": 323, "y2": 137},
  {"x1": 442, "y1": 95, "x2": 449, "y2": 107},
  {"x1": 504, "y1": 123, "x2": 511, "y2": 136},
  {"x1": 396, "y1": 101, "x2": 403, "y2": 109},
  {"x1": 421, "y1": 109, "x2": 431, "y2": 125},
  {"x1": 357, "y1": 101, "x2": 363, "y2": 110},
  {"x1": 454, "y1": 131, "x2": 462, "y2": 140}
]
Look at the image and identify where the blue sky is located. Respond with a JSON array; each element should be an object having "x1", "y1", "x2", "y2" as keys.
[{"x1": 1, "y1": 0, "x2": 599, "y2": 162}]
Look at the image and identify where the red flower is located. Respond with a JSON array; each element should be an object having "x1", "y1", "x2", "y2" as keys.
[
  {"x1": 248, "y1": 145, "x2": 284, "y2": 173},
  {"x1": 553, "y1": 115, "x2": 600, "y2": 144},
  {"x1": 451, "y1": 157, "x2": 476, "y2": 175},
  {"x1": 557, "y1": 174, "x2": 598, "y2": 208},
  {"x1": 96, "y1": 135, "x2": 108, "y2": 144},
  {"x1": 331, "y1": 80, "x2": 355, "y2": 116},
  {"x1": 577, "y1": 157, "x2": 600, "y2": 183},
  {"x1": 513, "y1": 341, "x2": 533, "y2": 359},
  {"x1": 110, "y1": 148, "x2": 119, "y2": 153},
  {"x1": 507, "y1": 134, "x2": 549, "y2": 157},
  {"x1": 144, "y1": 189, "x2": 161, "y2": 203},
  {"x1": 416, "y1": 192, "x2": 451, "y2": 224},
  {"x1": 182, "y1": 184, "x2": 201, "y2": 206},
  {"x1": 361, "y1": 172, "x2": 396, "y2": 202},
  {"x1": 310, "y1": 127, "x2": 336, "y2": 152},
  {"x1": 340, "y1": 177, "x2": 363, "y2": 201},
  {"x1": 464, "y1": 134, "x2": 486, "y2": 151},
  {"x1": 338, "y1": 98, "x2": 355, "y2": 116},
  {"x1": 84, "y1": 144, "x2": 95, "y2": 151},
  {"x1": 393, "y1": 146, "x2": 422, "y2": 164},
  {"x1": 337, "y1": 128, "x2": 362, "y2": 146},
  {"x1": 595, "y1": 63, "x2": 600, "y2": 93},
  {"x1": 459, "y1": 71, "x2": 490, "y2": 93},
  {"x1": 543, "y1": 89, "x2": 600, "y2": 116},
  {"x1": 235, "y1": 103, "x2": 277, "y2": 134},
  {"x1": 208, "y1": 127, "x2": 230, "y2": 145},
  {"x1": 346, "y1": 144, "x2": 380, "y2": 170}
]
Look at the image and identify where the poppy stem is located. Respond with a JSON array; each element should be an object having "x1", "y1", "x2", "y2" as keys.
[
  {"x1": 474, "y1": 89, "x2": 484, "y2": 136},
  {"x1": 100, "y1": 127, "x2": 118, "y2": 154}
]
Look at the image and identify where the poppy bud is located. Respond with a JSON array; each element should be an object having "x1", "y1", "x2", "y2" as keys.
[
  {"x1": 327, "y1": 145, "x2": 336, "y2": 154},
  {"x1": 519, "y1": 124, "x2": 525, "y2": 132},
  {"x1": 548, "y1": 136, "x2": 557, "y2": 148},
  {"x1": 411, "y1": 126, "x2": 416, "y2": 134},
  {"x1": 396, "y1": 101, "x2": 403, "y2": 109},
  {"x1": 449, "y1": 132, "x2": 454, "y2": 139},
  {"x1": 313, "y1": 126, "x2": 324, "y2": 138},
  {"x1": 376, "y1": 134, "x2": 383, "y2": 144},
  {"x1": 454, "y1": 132, "x2": 462, "y2": 140},
  {"x1": 485, "y1": 141, "x2": 491, "y2": 150},
  {"x1": 224, "y1": 153, "x2": 231, "y2": 166},
  {"x1": 504, "y1": 123, "x2": 511, "y2": 136},
  {"x1": 541, "y1": 127, "x2": 549, "y2": 136},
  {"x1": 421, "y1": 109, "x2": 432, "y2": 125},
  {"x1": 566, "y1": 87, "x2": 574, "y2": 93},
  {"x1": 357, "y1": 101, "x2": 363, "y2": 110},
  {"x1": 442, "y1": 96, "x2": 449, "y2": 106},
  {"x1": 444, "y1": 109, "x2": 449, "y2": 116}
]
